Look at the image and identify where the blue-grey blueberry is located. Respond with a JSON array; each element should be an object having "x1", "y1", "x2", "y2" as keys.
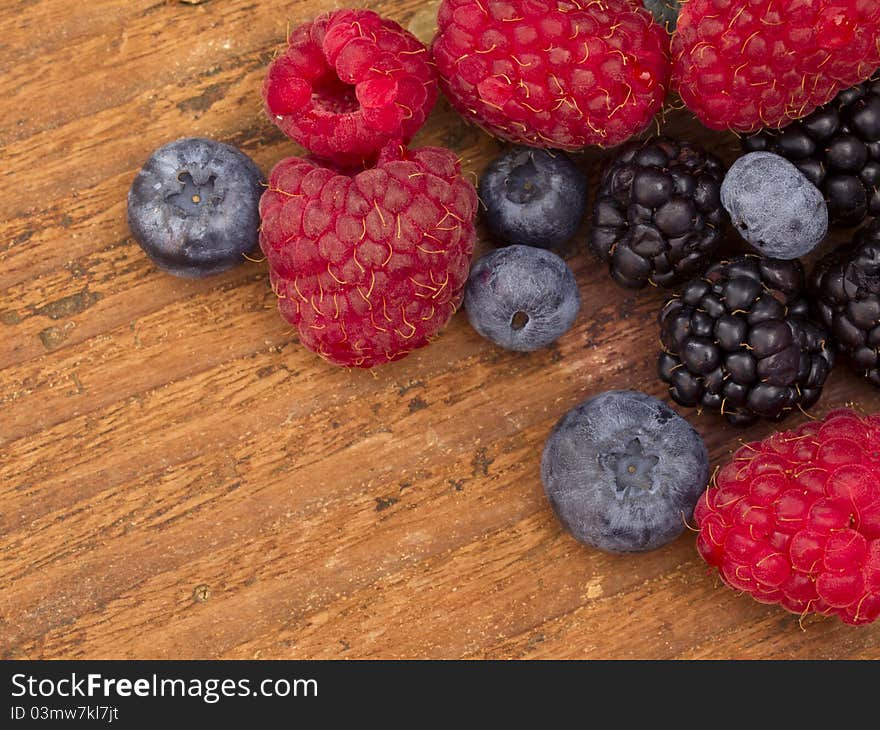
[
  {"x1": 478, "y1": 147, "x2": 586, "y2": 249},
  {"x1": 721, "y1": 151, "x2": 828, "y2": 259},
  {"x1": 541, "y1": 390, "x2": 710, "y2": 554},
  {"x1": 127, "y1": 137, "x2": 264, "y2": 278},
  {"x1": 464, "y1": 245, "x2": 580, "y2": 352}
]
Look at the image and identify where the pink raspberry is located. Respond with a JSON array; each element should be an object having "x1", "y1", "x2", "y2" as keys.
[
  {"x1": 432, "y1": 0, "x2": 671, "y2": 149},
  {"x1": 259, "y1": 144, "x2": 478, "y2": 368},
  {"x1": 672, "y1": 0, "x2": 880, "y2": 132},
  {"x1": 263, "y1": 9, "x2": 439, "y2": 166},
  {"x1": 696, "y1": 409, "x2": 880, "y2": 625}
]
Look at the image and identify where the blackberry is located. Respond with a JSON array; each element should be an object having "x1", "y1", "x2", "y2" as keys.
[
  {"x1": 810, "y1": 219, "x2": 880, "y2": 385},
  {"x1": 744, "y1": 71, "x2": 880, "y2": 227},
  {"x1": 658, "y1": 256, "x2": 834, "y2": 426},
  {"x1": 589, "y1": 138, "x2": 727, "y2": 290}
]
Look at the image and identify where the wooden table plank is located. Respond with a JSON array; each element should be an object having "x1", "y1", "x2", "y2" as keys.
[{"x1": 2, "y1": 0, "x2": 879, "y2": 659}]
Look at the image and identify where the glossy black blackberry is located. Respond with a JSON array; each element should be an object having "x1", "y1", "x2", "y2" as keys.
[
  {"x1": 744, "y1": 71, "x2": 880, "y2": 227},
  {"x1": 589, "y1": 138, "x2": 727, "y2": 290},
  {"x1": 659, "y1": 256, "x2": 834, "y2": 426},
  {"x1": 810, "y1": 219, "x2": 880, "y2": 385}
]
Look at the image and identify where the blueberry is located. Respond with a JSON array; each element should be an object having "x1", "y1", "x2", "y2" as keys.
[
  {"x1": 478, "y1": 147, "x2": 586, "y2": 249},
  {"x1": 464, "y1": 245, "x2": 580, "y2": 351},
  {"x1": 127, "y1": 137, "x2": 264, "y2": 278},
  {"x1": 721, "y1": 152, "x2": 828, "y2": 259},
  {"x1": 541, "y1": 390, "x2": 709, "y2": 554}
]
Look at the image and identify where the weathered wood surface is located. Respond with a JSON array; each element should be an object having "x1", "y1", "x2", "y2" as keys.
[{"x1": 1, "y1": 0, "x2": 878, "y2": 659}]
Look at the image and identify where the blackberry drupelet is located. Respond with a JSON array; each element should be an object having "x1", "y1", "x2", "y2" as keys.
[
  {"x1": 810, "y1": 219, "x2": 880, "y2": 385},
  {"x1": 589, "y1": 138, "x2": 727, "y2": 290},
  {"x1": 744, "y1": 71, "x2": 880, "y2": 227},
  {"x1": 659, "y1": 256, "x2": 834, "y2": 426}
]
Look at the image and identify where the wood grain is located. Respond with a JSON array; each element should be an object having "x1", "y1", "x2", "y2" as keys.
[{"x1": 1, "y1": 0, "x2": 879, "y2": 660}]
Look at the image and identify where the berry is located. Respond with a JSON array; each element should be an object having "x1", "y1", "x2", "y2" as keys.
[
  {"x1": 478, "y1": 147, "x2": 587, "y2": 249},
  {"x1": 542, "y1": 390, "x2": 709, "y2": 554},
  {"x1": 695, "y1": 409, "x2": 880, "y2": 625},
  {"x1": 810, "y1": 219, "x2": 880, "y2": 386},
  {"x1": 659, "y1": 256, "x2": 834, "y2": 426},
  {"x1": 464, "y1": 245, "x2": 580, "y2": 351},
  {"x1": 672, "y1": 0, "x2": 880, "y2": 133},
  {"x1": 744, "y1": 71, "x2": 880, "y2": 227},
  {"x1": 589, "y1": 137, "x2": 727, "y2": 289},
  {"x1": 127, "y1": 137, "x2": 263, "y2": 278},
  {"x1": 263, "y1": 9, "x2": 438, "y2": 166},
  {"x1": 641, "y1": 0, "x2": 680, "y2": 32},
  {"x1": 432, "y1": 0, "x2": 670, "y2": 150},
  {"x1": 258, "y1": 144, "x2": 477, "y2": 368},
  {"x1": 721, "y1": 152, "x2": 828, "y2": 260}
]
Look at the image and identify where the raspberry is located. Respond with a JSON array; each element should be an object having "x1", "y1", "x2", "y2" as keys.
[
  {"x1": 672, "y1": 0, "x2": 880, "y2": 132},
  {"x1": 258, "y1": 144, "x2": 478, "y2": 368},
  {"x1": 432, "y1": 0, "x2": 670, "y2": 149},
  {"x1": 263, "y1": 10, "x2": 438, "y2": 166},
  {"x1": 695, "y1": 409, "x2": 880, "y2": 625}
]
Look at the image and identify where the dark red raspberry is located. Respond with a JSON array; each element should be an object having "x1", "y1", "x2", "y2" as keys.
[
  {"x1": 672, "y1": 0, "x2": 880, "y2": 132},
  {"x1": 259, "y1": 144, "x2": 478, "y2": 368},
  {"x1": 432, "y1": 0, "x2": 670, "y2": 149},
  {"x1": 263, "y1": 9, "x2": 439, "y2": 166},
  {"x1": 695, "y1": 409, "x2": 880, "y2": 625}
]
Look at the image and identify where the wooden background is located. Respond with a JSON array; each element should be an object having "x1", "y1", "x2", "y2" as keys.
[{"x1": 2, "y1": 0, "x2": 879, "y2": 660}]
